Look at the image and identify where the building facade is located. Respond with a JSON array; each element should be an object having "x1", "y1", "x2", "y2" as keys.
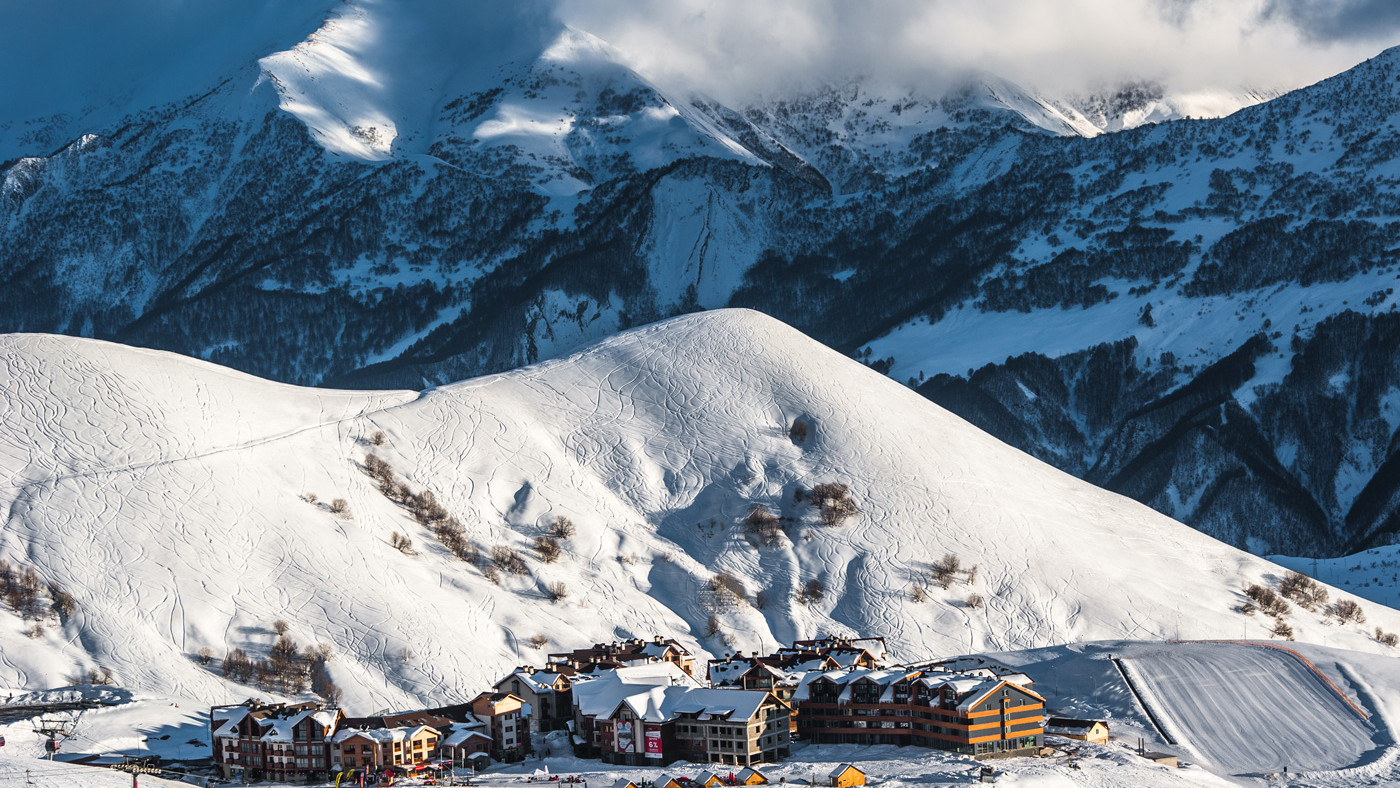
[
  {"x1": 210, "y1": 701, "x2": 342, "y2": 782},
  {"x1": 796, "y1": 669, "x2": 1044, "y2": 757}
]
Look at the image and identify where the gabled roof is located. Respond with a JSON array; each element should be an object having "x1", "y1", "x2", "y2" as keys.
[
  {"x1": 737, "y1": 767, "x2": 766, "y2": 782},
  {"x1": 441, "y1": 722, "x2": 493, "y2": 748},
  {"x1": 603, "y1": 685, "x2": 773, "y2": 724},
  {"x1": 829, "y1": 764, "x2": 862, "y2": 779},
  {"x1": 1046, "y1": 717, "x2": 1107, "y2": 730},
  {"x1": 955, "y1": 680, "x2": 1046, "y2": 713}
]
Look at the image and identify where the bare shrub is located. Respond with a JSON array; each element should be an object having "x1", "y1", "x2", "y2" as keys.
[
  {"x1": 548, "y1": 516, "x2": 577, "y2": 539},
  {"x1": 1377, "y1": 627, "x2": 1399, "y2": 648},
  {"x1": 273, "y1": 620, "x2": 290, "y2": 636},
  {"x1": 1236, "y1": 602, "x2": 1258, "y2": 616},
  {"x1": 364, "y1": 453, "x2": 397, "y2": 496},
  {"x1": 391, "y1": 532, "x2": 417, "y2": 555},
  {"x1": 796, "y1": 578, "x2": 825, "y2": 605},
  {"x1": 910, "y1": 585, "x2": 928, "y2": 603},
  {"x1": 547, "y1": 581, "x2": 569, "y2": 602},
  {"x1": 963, "y1": 564, "x2": 979, "y2": 584},
  {"x1": 370, "y1": 430, "x2": 386, "y2": 447},
  {"x1": 85, "y1": 666, "x2": 114, "y2": 685},
  {"x1": 1270, "y1": 619, "x2": 1295, "y2": 640},
  {"x1": 48, "y1": 583, "x2": 75, "y2": 619},
  {"x1": 1245, "y1": 584, "x2": 1289, "y2": 618},
  {"x1": 535, "y1": 536, "x2": 563, "y2": 563},
  {"x1": 528, "y1": 634, "x2": 549, "y2": 650},
  {"x1": 1329, "y1": 599, "x2": 1366, "y2": 624},
  {"x1": 24, "y1": 622, "x2": 44, "y2": 639},
  {"x1": 1278, "y1": 570, "x2": 1328, "y2": 611},
  {"x1": 304, "y1": 493, "x2": 318, "y2": 504},
  {"x1": 808, "y1": 482, "x2": 858, "y2": 526},
  {"x1": 706, "y1": 613, "x2": 723, "y2": 636},
  {"x1": 196, "y1": 647, "x2": 215, "y2": 666},
  {"x1": 931, "y1": 553, "x2": 962, "y2": 589},
  {"x1": 966, "y1": 593, "x2": 985, "y2": 610},
  {"x1": 437, "y1": 517, "x2": 478, "y2": 564},
  {"x1": 491, "y1": 545, "x2": 527, "y2": 575},
  {"x1": 789, "y1": 419, "x2": 810, "y2": 443},
  {"x1": 706, "y1": 572, "x2": 746, "y2": 611},
  {"x1": 743, "y1": 505, "x2": 784, "y2": 546},
  {"x1": 483, "y1": 565, "x2": 502, "y2": 585},
  {"x1": 329, "y1": 498, "x2": 351, "y2": 518}
]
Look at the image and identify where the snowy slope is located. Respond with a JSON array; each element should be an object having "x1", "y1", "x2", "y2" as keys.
[{"x1": 1, "y1": 310, "x2": 1396, "y2": 717}]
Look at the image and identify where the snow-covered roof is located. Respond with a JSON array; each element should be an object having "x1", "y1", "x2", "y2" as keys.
[
  {"x1": 737, "y1": 767, "x2": 765, "y2": 782},
  {"x1": 211, "y1": 707, "x2": 249, "y2": 738},
  {"x1": 696, "y1": 770, "x2": 722, "y2": 785},
  {"x1": 829, "y1": 764, "x2": 861, "y2": 779},
  {"x1": 333, "y1": 724, "x2": 439, "y2": 744},
  {"x1": 954, "y1": 680, "x2": 1045, "y2": 713},
  {"x1": 597, "y1": 685, "x2": 772, "y2": 724},
  {"x1": 502, "y1": 669, "x2": 567, "y2": 695},
  {"x1": 258, "y1": 708, "x2": 339, "y2": 743},
  {"x1": 573, "y1": 663, "x2": 706, "y2": 717},
  {"x1": 442, "y1": 722, "x2": 493, "y2": 748}
]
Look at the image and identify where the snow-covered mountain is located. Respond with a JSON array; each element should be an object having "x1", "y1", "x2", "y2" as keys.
[
  {"x1": 0, "y1": 311, "x2": 1395, "y2": 713},
  {"x1": 2, "y1": 0, "x2": 1398, "y2": 559}
]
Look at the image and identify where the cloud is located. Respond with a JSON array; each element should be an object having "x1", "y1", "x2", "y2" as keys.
[{"x1": 552, "y1": 0, "x2": 1400, "y2": 102}]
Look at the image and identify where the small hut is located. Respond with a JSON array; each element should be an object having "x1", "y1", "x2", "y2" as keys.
[
  {"x1": 612, "y1": 780, "x2": 640, "y2": 788},
  {"x1": 695, "y1": 771, "x2": 725, "y2": 788},
  {"x1": 828, "y1": 764, "x2": 865, "y2": 788},
  {"x1": 1045, "y1": 718, "x2": 1109, "y2": 745},
  {"x1": 655, "y1": 775, "x2": 684, "y2": 788}
]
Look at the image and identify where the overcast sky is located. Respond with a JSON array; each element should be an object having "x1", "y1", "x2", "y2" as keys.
[{"x1": 554, "y1": 0, "x2": 1400, "y2": 100}]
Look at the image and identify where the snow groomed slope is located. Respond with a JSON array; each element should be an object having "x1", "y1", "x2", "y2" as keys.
[{"x1": 1121, "y1": 641, "x2": 1378, "y2": 774}]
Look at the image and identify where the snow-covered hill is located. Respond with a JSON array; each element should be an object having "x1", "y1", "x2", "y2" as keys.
[
  {"x1": 3, "y1": 0, "x2": 1399, "y2": 562},
  {"x1": 0, "y1": 310, "x2": 1395, "y2": 715}
]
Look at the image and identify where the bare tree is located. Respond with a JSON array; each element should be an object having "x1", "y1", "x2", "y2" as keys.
[
  {"x1": 370, "y1": 430, "x2": 386, "y2": 447},
  {"x1": 1271, "y1": 619, "x2": 1295, "y2": 640},
  {"x1": 329, "y1": 498, "x2": 351, "y2": 518},
  {"x1": 1279, "y1": 570, "x2": 1328, "y2": 611},
  {"x1": 910, "y1": 585, "x2": 928, "y2": 603},
  {"x1": 1377, "y1": 627, "x2": 1399, "y2": 648},
  {"x1": 1329, "y1": 599, "x2": 1366, "y2": 624},
  {"x1": 547, "y1": 516, "x2": 577, "y2": 539},
  {"x1": 391, "y1": 532, "x2": 417, "y2": 555},
  {"x1": 808, "y1": 482, "x2": 858, "y2": 526},
  {"x1": 273, "y1": 620, "x2": 290, "y2": 636},
  {"x1": 705, "y1": 573, "x2": 747, "y2": 612},
  {"x1": 196, "y1": 647, "x2": 215, "y2": 666},
  {"x1": 491, "y1": 545, "x2": 527, "y2": 575},
  {"x1": 547, "y1": 581, "x2": 569, "y2": 602},
  {"x1": 535, "y1": 536, "x2": 563, "y2": 563},
  {"x1": 931, "y1": 553, "x2": 962, "y2": 589},
  {"x1": 966, "y1": 593, "x2": 985, "y2": 610},
  {"x1": 528, "y1": 634, "x2": 549, "y2": 650}
]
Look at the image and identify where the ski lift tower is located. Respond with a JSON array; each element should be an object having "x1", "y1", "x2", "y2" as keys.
[{"x1": 32, "y1": 715, "x2": 74, "y2": 759}]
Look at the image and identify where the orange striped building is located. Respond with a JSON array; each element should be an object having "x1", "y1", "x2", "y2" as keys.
[{"x1": 794, "y1": 668, "x2": 1044, "y2": 757}]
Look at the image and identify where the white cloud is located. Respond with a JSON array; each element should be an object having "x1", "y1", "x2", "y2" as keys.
[{"x1": 552, "y1": 0, "x2": 1400, "y2": 101}]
